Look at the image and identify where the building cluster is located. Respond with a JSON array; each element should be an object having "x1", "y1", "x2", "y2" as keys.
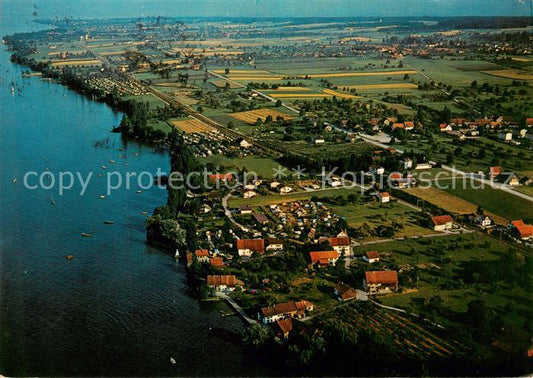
[{"x1": 84, "y1": 71, "x2": 147, "y2": 96}]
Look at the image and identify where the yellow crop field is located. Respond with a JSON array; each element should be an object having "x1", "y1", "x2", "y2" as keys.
[
  {"x1": 229, "y1": 76, "x2": 284, "y2": 81},
  {"x1": 482, "y1": 69, "x2": 533, "y2": 81},
  {"x1": 51, "y1": 59, "x2": 102, "y2": 67},
  {"x1": 276, "y1": 87, "x2": 312, "y2": 91},
  {"x1": 308, "y1": 70, "x2": 417, "y2": 78},
  {"x1": 322, "y1": 89, "x2": 360, "y2": 98},
  {"x1": 511, "y1": 57, "x2": 532, "y2": 62},
  {"x1": 210, "y1": 80, "x2": 243, "y2": 88},
  {"x1": 406, "y1": 187, "x2": 507, "y2": 225},
  {"x1": 345, "y1": 83, "x2": 419, "y2": 90},
  {"x1": 172, "y1": 118, "x2": 214, "y2": 133},
  {"x1": 230, "y1": 108, "x2": 295, "y2": 124}
]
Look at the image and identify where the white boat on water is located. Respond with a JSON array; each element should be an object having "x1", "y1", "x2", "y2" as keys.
[{"x1": 170, "y1": 357, "x2": 176, "y2": 365}]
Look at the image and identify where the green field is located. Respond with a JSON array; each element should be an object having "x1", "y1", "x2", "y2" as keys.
[
  {"x1": 199, "y1": 155, "x2": 286, "y2": 178},
  {"x1": 438, "y1": 178, "x2": 533, "y2": 222},
  {"x1": 228, "y1": 187, "x2": 358, "y2": 207}
]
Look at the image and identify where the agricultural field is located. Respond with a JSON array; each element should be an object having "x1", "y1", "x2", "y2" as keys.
[
  {"x1": 405, "y1": 187, "x2": 508, "y2": 225},
  {"x1": 171, "y1": 117, "x2": 214, "y2": 133},
  {"x1": 481, "y1": 69, "x2": 533, "y2": 81},
  {"x1": 439, "y1": 178, "x2": 533, "y2": 223},
  {"x1": 344, "y1": 83, "x2": 418, "y2": 90},
  {"x1": 317, "y1": 303, "x2": 468, "y2": 360},
  {"x1": 209, "y1": 79, "x2": 243, "y2": 89},
  {"x1": 50, "y1": 59, "x2": 102, "y2": 67},
  {"x1": 199, "y1": 155, "x2": 287, "y2": 178},
  {"x1": 230, "y1": 108, "x2": 295, "y2": 124},
  {"x1": 122, "y1": 94, "x2": 167, "y2": 109}
]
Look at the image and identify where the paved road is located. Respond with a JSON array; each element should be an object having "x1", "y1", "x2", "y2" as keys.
[{"x1": 222, "y1": 190, "x2": 251, "y2": 232}]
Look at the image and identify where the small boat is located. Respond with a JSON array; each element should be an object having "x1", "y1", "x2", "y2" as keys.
[
  {"x1": 50, "y1": 194, "x2": 56, "y2": 205},
  {"x1": 81, "y1": 233, "x2": 92, "y2": 237},
  {"x1": 101, "y1": 165, "x2": 107, "y2": 170},
  {"x1": 124, "y1": 163, "x2": 129, "y2": 167},
  {"x1": 134, "y1": 152, "x2": 139, "y2": 157},
  {"x1": 109, "y1": 160, "x2": 115, "y2": 164},
  {"x1": 12, "y1": 178, "x2": 17, "y2": 183},
  {"x1": 66, "y1": 255, "x2": 74, "y2": 260},
  {"x1": 99, "y1": 195, "x2": 106, "y2": 199},
  {"x1": 104, "y1": 220, "x2": 114, "y2": 225},
  {"x1": 170, "y1": 357, "x2": 176, "y2": 365},
  {"x1": 140, "y1": 211, "x2": 148, "y2": 215},
  {"x1": 136, "y1": 190, "x2": 142, "y2": 194}
]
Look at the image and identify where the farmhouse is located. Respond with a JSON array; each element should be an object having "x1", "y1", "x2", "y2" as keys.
[
  {"x1": 195, "y1": 249, "x2": 210, "y2": 263},
  {"x1": 319, "y1": 236, "x2": 351, "y2": 255},
  {"x1": 510, "y1": 220, "x2": 533, "y2": 241},
  {"x1": 309, "y1": 250, "x2": 339, "y2": 267},
  {"x1": 334, "y1": 282, "x2": 358, "y2": 302},
  {"x1": 489, "y1": 166, "x2": 503, "y2": 179},
  {"x1": 402, "y1": 158, "x2": 413, "y2": 169},
  {"x1": 280, "y1": 186, "x2": 293, "y2": 195},
  {"x1": 377, "y1": 192, "x2": 390, "y2": 203},
  {"x1": 498, "y1": 132, "x2": 513, "y2": 142},
  {"x1": 475, "y1": 215, "x2": 493, "y2": 228},
  {"x1": 430, "y1": 215, "x2": 453, "y2": 231},
  {"x1": 363, "y1": 271, "x2": 399, "y2": 294},
  {"x1": 208, "y1": 172, "x2": 234, "y2": 183},
  {"x1": 243, "y1": 190, "x2": 257, "y2": 199},
  {"x1": 206, "y1": 275, "x2": 244, "y2": 293},
  {"x1": 259, "y1": 300, "x2": 312, "y2": 324},
  {"x1": 497, "y1": 172, "x2": 520, "y2": 186},
  {"x1": 363, "y1": 250, "x2": 380, "y2": 263},
  {"x1": 237, "y1": 238, "x2": 265, "y2": 256}
]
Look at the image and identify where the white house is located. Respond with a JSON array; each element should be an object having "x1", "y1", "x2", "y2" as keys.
[
  {"x1": 195, "y1": 249, "x2": 210, "y2": 263},
  {"x1": 377, "y1": 192, "x2": 390, "y2": 203},
  {"x1": 207, "y1": 275, "x2": 244, "y2": 293},
  {"x1": 270, "y1": 181, "x2": 281, "y2": 190},
  {"x1": 415, "y1": 163, "x2": 432, "y2": 170},
  {"x1": 240, "y1": 139, "x2": 252, "y2": 148},
  {"x1": 475, "y1": 215, "x2": 492, "y2": 228},
  {"x1": 402, "y1": 158, "x2": 413, "y2": 170},
  {"x1": 280, "y1": 186, "x2": 293, "y2": 195},
  {"x1": 314, "y1": 138, "x2": 325, "y2": 144},
  {"x1": 499, "y1": 132, "x2": 513, "y2": 142},
  {"x1": 239, "y1": 204, "x2": 253, "y2": 215},
  {"x1": 243, "y1": 190, "x2": 257, "y2": 199},
  {"x1": 430, "y1": 215, "x2": 453, "y2": 231},
  {"x1": 318, "y1": 237, "x2": 351, "y2": 255},
  {"x1": 363, "y1": 251, "x2": 380, "y2": 264},
  {"x1": 266, "y1": 238, "x2": 284, "y2": 252}
]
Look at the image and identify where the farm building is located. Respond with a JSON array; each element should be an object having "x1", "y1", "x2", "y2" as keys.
[
  {"x1": 430, "y1": 215, "x2": 453, "y2": 231},
  {"x1": 489, "y1": 166, "x2": 503, "y2": 179},
  {"x1": 208, "y1": 172, "x2": 234, "y2": 183},
  {"x1": 266, "y1": 238, "x2": 284, "y2": 252},
  {"x1": 319, "y1": 236, "x2": 351, "y2": 255},
  {"x1": 253, "y1": 212, "x2": 269, "y2": 225},
  {"x1": 259, "y1": 300, "x2": 313, "y2": 324},
  {"x1": 363, "y1": 271, "x2": 399, "y2": 294},
  {"x1": 510, "y1": 220, "x2": 533, "y2": 241},
  {"x1": 243, "y1": 190, "x2": 257, "y2": 199},
  {"x1": 239, "y1": 204, "x2": 253, "y2": 215},
  {"x1": 206, "y1": 275, "x2": 244, "y2": 293},
  {"x1": 275, "y1": 318, "x2": 293, "y2": 339},
  {"x1": 363, "y1": 251, "x2": 380, "y2": 264},
  {"x1": 309, "y1": 250, "x2": 339, "y2": 267},
  {"x1": 280, "y1": 186, "x2": 293, "y2": 195},
  {"x1": 237, "y1": 238, "x2": 265, "y2": 256},
  {"x1": 334, "y1": 282, "x2": 358, "y2": 302}
]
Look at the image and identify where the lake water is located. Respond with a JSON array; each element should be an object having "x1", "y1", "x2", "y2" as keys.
[{"x1": 0, "y1": 4, "x2": 268, "y2": 377}]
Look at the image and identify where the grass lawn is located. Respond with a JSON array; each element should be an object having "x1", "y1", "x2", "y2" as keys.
[
  {"x1": 122, "y1": 94, "x2": 167, "y2": 109},
  {"x1": 439, "y1": 178, "x2": 533, "y2": 223},
  {"x1": 147, "y1": 119, "x2": 172, "y2": 134},
  {"x1": 328, "y1": 200, "x2": 435, "y2": 239},
  {"x1": 198, "y1": 155, "x2": 286, "y2": 178}
]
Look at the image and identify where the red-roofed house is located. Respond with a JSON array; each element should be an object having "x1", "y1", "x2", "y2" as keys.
[
  {"x1": 404, "y1": 121, "x2": 415, "y2": 131},
  {"x1": 208, "y1": 173, "x2": 234, "y2": 183},
  {"x1": 334, "y1": 282, "x2": 358, "y2": 302},
  {"x1": 392, "y1": 122, "x2": 405, "y2": 130},
  {"x1": 206, "y1": 275, "x2": 244, "y2": 292},
  {"x1": 318, "y1": 237, "x2": 351, "y2": 255},
  {"x1": 510, "y1": 220, "x2": 533, "y2": 241},
  {"x1": 526, "y1": 118, "x2": 533, "y2": 126},
  {"x1": 364, "y1": 271, "x2": 399, "y2": 294},
  {"x1": 259, "y1": 301, "x2": 298, "y2": 324},
  {"x1": 309, "y1": 250, "x2": 339, "y2": 267},
  {"x1": 377, "y1": 192, "x2": 390, "y2": 203},
  {"x1": 210, "y1": 257, "x2": 225, "y2": 268},
  {"x1": 195, "y1": 249, "x2": 209, "y2": 263},
  {"x1": 430, "y1": 215, "x2": 453, "y2": 231},
  {"x1": 237, "y1": 238, "x2": 265, "y2": 256},
  {"x1": 275, "y1": 318, "x2": 293, "y2": 339},
  {"x1": 489, "y1": 166, "x2": 502, "y2": 179},
  {"x1": 363, "y1": 251, "x2": 380, "y2": 264}
]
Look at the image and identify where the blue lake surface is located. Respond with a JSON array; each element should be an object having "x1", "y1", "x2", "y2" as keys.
[{"x1": 0, "y1": 4, "x2": 268, "y2": 376}]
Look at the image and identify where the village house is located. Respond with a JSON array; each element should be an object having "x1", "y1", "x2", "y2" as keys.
[
  {"x1": 206, "y1": 275, "x2": 244, "y2": 293},
  {"x1": 363, "y1": 250, "x2": 380, "y2": 264},
  {"x1": 270, "y1": 181, "x2": 281, "y2": 190},
  {"x1": 402, "y1": 158, "x2": 413, "y2": 170},
  {"x1": 489, "y1": 166, "x2": 503, "y2": 179},
  {"x1": 239, "y1": 139, "x2": 252, "y2": 148},
  {"x1": 475, "y1": 215, "x2": 493, "y2": 228},
  {"x1": 275, "y1": 318, "x2": 293, "y2": 339},
  {"x1": 239, "y1": 204, "x2": 253, "y2": 215},
  {"x1": 259, "y1": 300, "x2": 313, "y2": 324},
  {"x1": 498, "y1": 132, "x2": 513, "y2": 142},
  {"x1": 243, "y1": 190, "x2": 257, "y2": 199},
  {"x1": 363, "y1": 271, "x2": 399, "y2": 294},
  {"x1": 209, "y1": 257, "x2": 225, "y2": 268},
  {"x1": 208, "y1": 172, "x2": 234, "y2": 184},
  {"x1": 309, "y1": 250, "x2": 339, "y2": 267},
  {"x1": 319, "y1": 236, "x2": 352, "y2": 255},
  {"x1": 509, "y1": 220, "x2": 533, "y2": 241},
  {"x1": 404, "y1": 121, "x2": 415, "y2": 131},
  {"x1": 253, "y1": 212, "x2": 269, "y2": 225},
  {"x1": 377, "y1": 192, "x2": 390, "y2": 203},
  {"x1": 498, "y1": 172, "x2": 521, "y2": 186},
  {"x1": 186, "y1": 251, "x2": 194, "y2": 267},
  {"x1": 334, "y1": 282, "x2": 358, "y2": 302},
  {"x1": 236, "y1": 238, "x2": 265, "y2": 256},
  {"x1": 415, "y1": 163, "x2": 432, "y2": 170},
  {"x1": 266, "y1": 238, "x2": 284, "y2": 252},
  {"x1": 314, "y1": 137, "x2": 325, "y2": 144},
  {"x1": 440, "y1": 123, "x2": 453, "y2": 132},
  {"x1": 430, "y1": 215, "x2": 453, "y2": 231},
  {"x1": 195, "y1": 249, "x2": 210, "y2": 263}
]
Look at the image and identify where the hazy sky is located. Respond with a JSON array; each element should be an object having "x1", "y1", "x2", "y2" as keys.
[{"x1": 3, "y1": 0, "x2": 531, "y2": 19}]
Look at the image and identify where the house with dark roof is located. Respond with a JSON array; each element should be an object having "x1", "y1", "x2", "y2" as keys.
[
  {"x1": 363, "y1": 251, "x2": 380, "y2": 264},
  {"x1": 363, "y1": 271, "x2": 399, "y2": 294},
  {"x1": 334, "y1": 282, "x2": 358, "y2": 302},
  {"x1": 266, "y1": 238, "x2": 284, "y2": 252},
  {"x1": 239, "y1": 204, "x2": 252, "y2": 215},
  {"x1": 253, "y1": 212, "x2": 269, "y2": 225}
]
